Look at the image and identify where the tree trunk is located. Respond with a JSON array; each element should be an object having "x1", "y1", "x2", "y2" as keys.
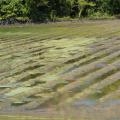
[{"x1": 78, "y1": 6, "x2": 84, "y2": 20}]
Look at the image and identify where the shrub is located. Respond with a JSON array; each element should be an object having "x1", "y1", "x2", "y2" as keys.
[{"x1": 88, "y1": 11, "x2": 115, "y2": 20}]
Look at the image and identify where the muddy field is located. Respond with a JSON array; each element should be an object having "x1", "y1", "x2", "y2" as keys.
[{"x1": 0, "y1": 20, "x2": 120, "y2": 120}]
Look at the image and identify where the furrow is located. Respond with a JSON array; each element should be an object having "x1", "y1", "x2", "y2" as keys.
[
  {"x1": 62, "y1": 71, "x2": 120, "y2": 104},
  {"x1": 26, "y1": 60, "x2": 120, "y2": 108}
]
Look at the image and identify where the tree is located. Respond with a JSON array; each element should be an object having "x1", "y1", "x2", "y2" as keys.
[
  {"x1": 77, "y1": 0, "x2": 95, "y2": 19},
  {"x1": 109, "y1": 0, "x2": 120, "y2": 15},
  {"x1": 0, "y1": 0, "x2": 28, "y2": 19},
  {"x1": 67, "y1": 0, "x2": 95, "y2": 19},
  {"x1": 26, "y1": 0, "x2": 49, "y2": 21},
  {"x1": 0, "y1": 0, "x2": 120, "y2": 22},
  {"x1": 66, "y1": 0, "x2": 75, "y2": 16}
]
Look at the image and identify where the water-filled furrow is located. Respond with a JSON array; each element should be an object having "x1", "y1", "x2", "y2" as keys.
[
  {"x1": 0, "y1": 32, "x2": 61, "y2": 48},
  {"x1": 19, "y1": 73, "x2": 45, "y2": 82},
  {"x1": 61, "y1": 45, "x2": 120, "y2": 75},
  {"x1": 62, "y1": 71, "x2": 120, "y2": 105},
  {"x1": 32, "y1": 61, "x2": 120, "y2": 107},
  {"x1": 46, "y1": 38, "x2": 120, "y2": 74},
  {"x1": 12, "y1": 49, "x2": 119, "y2": 103},
  {"x1": 90, "y1": 79, "x2": 120, "y2": 99}
]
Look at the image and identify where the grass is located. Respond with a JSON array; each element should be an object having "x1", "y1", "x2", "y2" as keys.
[
  {"x1": 0, "y1": 115, "x2": 66, "y2": 120},
  {"x1": 0, "y1": 20, "x2": 120, "y2": 120}
]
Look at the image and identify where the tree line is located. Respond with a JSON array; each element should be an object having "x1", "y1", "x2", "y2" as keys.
[{"x1": 0, "y1": 0, "x2": 120, "y2": 22}]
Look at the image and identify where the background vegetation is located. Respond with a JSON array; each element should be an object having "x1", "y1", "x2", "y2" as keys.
[{"x1": 0, "y1": 0, "x2": 120, "y2": 22}]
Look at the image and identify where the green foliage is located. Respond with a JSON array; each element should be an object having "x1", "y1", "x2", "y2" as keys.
[
  {"x1": 88, "y1": 11, "x2": 115, "y2": 20},
  {"x1": 0, "y1": 0, "x2": 120, "y2": 22},
  {"x1": 0, "y1": 0, "x2": 28, "y2": 19},
  {"x1": 50, "y1": 10, "x2": 56, "y2": 22},
  {"x1": 77, "y1": 0, "x2": 95, "y2": 19},
  {"x1": 26, "y1": 0, "x2": 49, "y2": 21}
]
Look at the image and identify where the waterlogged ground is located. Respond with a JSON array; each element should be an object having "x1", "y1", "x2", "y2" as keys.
[{"x1": 0, "y1": 20, "x2": 120, "y2": 120}]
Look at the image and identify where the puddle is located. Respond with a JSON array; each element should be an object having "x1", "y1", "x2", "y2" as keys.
[{"x1": 73, "y1": 99, "x2": 97, "y2": 107}]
